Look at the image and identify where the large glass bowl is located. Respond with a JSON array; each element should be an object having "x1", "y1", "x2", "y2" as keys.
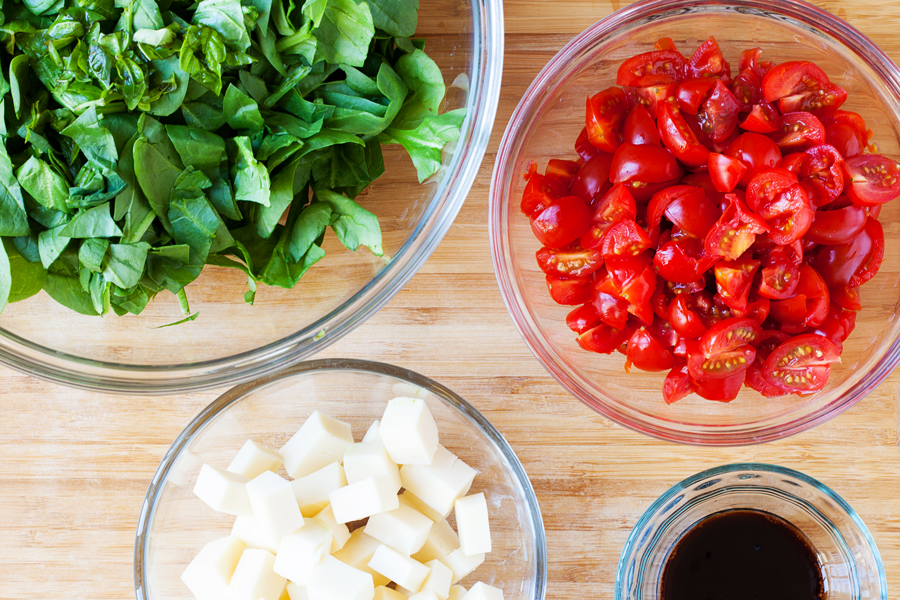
[
  {"x1": 133, "y1": 359, "x2": 546, "y2": 600},
  {"x1": 490, "y1": 0, "x2": 900, "y2": 445},
  {"x1": 0, "y1": 0, "x2": 503, "y2": 394},
  {"x1": 615, "y1": 463, "x2": 886, "y2": 600}
]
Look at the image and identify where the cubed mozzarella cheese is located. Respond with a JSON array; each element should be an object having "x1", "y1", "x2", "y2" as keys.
[
  {"x1": 306, "y1": 555, "x2": 375, "y2": 600},
  {"x1": 440, "y1": 550, "x2": 484, "y2": 585},
  {"x1": 420, "y1": 560, "x2": 453, "y2": 600},
  {"x1": 312, "y1": 504, "x2": 351, "y2": 552},
  {"x1": 181, "y1": 536, "x2": 246, "y2": 600},
  {"x1": 228, "y1": 439, "x2": 284, "y2": 479},
  {"x1": 454, "y1": 493, "x2": 491, "y2": 555},
  {"x1": 280, "y1": 411, "x2": 354, "y2": 479},
  {"x1": 362, "y1": 421, "x2": 382, "y2": 443},
  {"x1": 333, "y1": 529, "x2": 391, "y2": 587},
  {"x1": 379, "y1": 398, "x2": 439, "y2": 465},
  {"x1": 448, "y1": 586, "x2": 467, "y2": 600},
  {"x1": 412, "y1": 518, "x2": 460, "y2": 564},
  {"x1": 246, "y1": 471, "x2": 305, "y2": 541},
  {"x1": 329, "y1": 476, "x2": 399, "y2": 524},
  {"x1": 286, "y1": 582, "x2": 310, "y2": 600},
  {"x1": 459, "y1": 583, "x2": 503, "y2": 600},
  {"x1": 364, "y1": 503, "x2": 433, "y2": 555},
  {"x1": 231, "y1": 514, "x2": 280, "y2": 554},
  {"x1": 193, "y1": 464, "x2": 252, "y2": 516},
  {"x1": 367, "y1": 545, "x2": 430, "y2": 592},
  {"x1": 399, "y1": 491, "x2": 445, "y2": 523},
  {"x1": 343, "y1": 442, "x2": 401, "y2": 493},
  {"x1": 273, "y1": 520, "x2": 333, "y2": 584},
  {"x1": 226, "y1": 548, "x2": 286, "y2": 600},
  {"x1": 373, "y1": 586, "x2": 406, "y2": 600},
  {"x1": 291, "y1": 462, "x2": 347, "y2": 517},
  {"x1": 400, "y1": 446, "x2": 475, "y2": 517}
]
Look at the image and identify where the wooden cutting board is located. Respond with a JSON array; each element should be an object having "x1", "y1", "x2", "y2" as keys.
[{"x1": 2, "y1": 1, "x2": 900, "y2": 599}]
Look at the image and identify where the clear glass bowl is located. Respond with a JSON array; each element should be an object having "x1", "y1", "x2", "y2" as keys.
[
  {"x1": 615, "y1": 463, "x2": 887, "y2": 600},
  {"x1": 490, "y1": 0, "x2": 900, "y2": 445},
  {"x1": 0, "y1": 0, "x2": 504, "y2": 395},
  {"x1": 133, "y1": 359, "x2": 547, "y2": 600}
]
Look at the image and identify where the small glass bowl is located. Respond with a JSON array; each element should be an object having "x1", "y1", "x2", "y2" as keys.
[
  {"x1": 133, "y1": 359, "x2": 547, "y2": 600},
  {"x1": 615, "y1": 463, "x2": 887, "y2": 600},
  {"x1": 490, "y1": 0, "x2": 900, "y2": 445}
]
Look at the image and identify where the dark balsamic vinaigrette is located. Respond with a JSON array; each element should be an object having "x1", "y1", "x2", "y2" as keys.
[{"x1": 660, "y1": 509, "x2": 824, "y2": 600}]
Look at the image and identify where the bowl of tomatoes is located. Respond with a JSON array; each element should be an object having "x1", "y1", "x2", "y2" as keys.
[{"x1": 490, "y1": 0, "x2": 900, "y2": 445}]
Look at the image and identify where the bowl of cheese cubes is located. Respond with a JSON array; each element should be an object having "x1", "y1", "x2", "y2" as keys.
[{"x1": 134, "y1": 358, "x2": 546, "y2": 600}]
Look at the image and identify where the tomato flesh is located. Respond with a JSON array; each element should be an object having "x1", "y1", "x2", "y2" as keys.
[{"x1": 586, "y1": 87, "x2": 629, "y2": 153}]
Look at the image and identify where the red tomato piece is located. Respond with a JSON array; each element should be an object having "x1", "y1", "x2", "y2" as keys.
[
  {"x1": 823, "y1": 110, "x2": 871, "y2": 158},
  {"x1": 758, "y1": 243, "x2": 802, "y2": 299},
  {"x1": 794, "y1": 263, "x2": 830, "y2": 327},
  {"x1": 521, "y1": 173, "x2": 569, "y2": 217},
  {"x1": 646, "y1": 185, "x2": 720, "y2": 240},
  {"x1": 592, "y1": 290, "x2": 630, "y2": 330},
  {"x1": 657, "y1": 100, "x2": 710, "y2": 168},
  {"x1": 655, "y1": 37, "x2": 678, "y2": 52},
  {"x1": 668, "y1": 295, "x2": 707, "y2": 339},
  {"x1": 746, "y1": 168, "x2": 814, "y2": 245},
  {"x1": 545, "y1": 159, "x2": 582, "y2": 186},
  {"x1": 704, "y1": 194, "x2": 769, "y2": 260},
  {"x1": 731, "y1": 68, "x2": 762, "y2": 111},
  {"x1": 762, "y1": 61, "x2": 846, "y2": 116},
  {"x1": 687, "y1": 37, "x2": 729, "y2": 80},
  {"x1": 578, "y1": 323, "x2": 630, "y2": 354},
  {"x1": 607, "y1": 253, "x2": 657, "y2": 325},
  {"x1": 586, "y1": 87, "x2": 629, "y2": 153},
  {"x1": 800, "y1": 144, "x2": 844, "y2": 207},
  {"x1": 739, "y1": 47, "x2": 769, "y2": 79},
  {"x1": 622, "y1": 104, "x2": 661, "y2": 146},
  {"x1": 805, "y1": 203, "x2": 867, "y2": 245},
  {"x1": 536, "y1": 245, "x2": 604, "y2": 278},
  {"x1": 708, "y1": 153, "x2": 748, "y2": 192},
  {"x1": 714, "y1": 256, "x2": 760, "y2": 312},
  {"x1": 696, "y1": 80, "x2": 742, "y2": 143},
  {"x1": 675, "y1": 78, "x2": 716, "y2": 115},
  {"x1": 724, "y1": 132, "x2": 782, "y2": 187},
  {"x1": 843, "y1": 154, "x2": 900, "y2": 206},
  {"x1": 808, "y1": 302, "x2": 856, "y2": 353},
  {"x1": 692, "y1": 371, "x2": 744, "y2": 402},
  {"x1": 688, "y1": 344, "x2": 755, "y2": 381},
  {"x1": 575, "y1": 127, "x2": 599, "y2": 162},
  {"x1": 566, "y1": 303, "x2": 602, "y2": 334},
  {"x1": 735, "y1": 294, "x2": 771, "y2": 324},
  {"x1": 624, "y1": 84, "x2": 677, "y2": 116},
  {"x1": 740, "y1": 100, "x2": 783, "y2": 134},
  {"x1": 770, "y1": 111, "x2": 826, "y2": 152},
  {"x1": 763, "y1": 334, "x2": 840, "y2": 392},
  {"x1": 531, "y1": 195, "x2": 592, "y2": 248},
  {"x1": 625, "y1": 327, "x2": 680, "y2": 372},
  {"x1": 654, "y1": 237, "x2": 716, "y2": 283},
  {"x1": 814, "y1": 216, "x2": 884, "y2": 290},
  {"x1": 610, "y1": 143, "x2": 683, "y2": 201},
  {"x1": 617, "y1": 49, "x2": 686, "y2": 87},
  {"x1": 581, "y1": 183, "x2": 637, "y2": 249},
  {"x1": 663, "y1": 365, "x2": 694, "y2": 404},
  {"x1": 546, "y1": 274, "x2": 592, "y2": 305},
  {"x1": 570, "y1": 152, "x2": 613, "y2": 203},
  {"x1": 600, "y1": 220, "x2": 652, "y2": 259}
]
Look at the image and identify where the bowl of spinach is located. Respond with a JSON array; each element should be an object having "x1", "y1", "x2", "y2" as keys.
[{"x1": 0, "y1": 0, "x2": 503, "y2": 392}]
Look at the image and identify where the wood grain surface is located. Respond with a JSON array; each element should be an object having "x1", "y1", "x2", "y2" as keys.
[{"x1": 2, "y1": 1, "x2": 900, "y2": 599}]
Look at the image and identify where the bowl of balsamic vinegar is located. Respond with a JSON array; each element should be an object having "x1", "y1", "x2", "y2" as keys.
[{"x1": 615, "y1": 464, "x2": 887, "y2": 600}]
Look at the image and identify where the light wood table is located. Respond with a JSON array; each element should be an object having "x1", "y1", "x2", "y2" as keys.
[{"x1": 2, "y1": 1, "x2": 900, "y2": 599}]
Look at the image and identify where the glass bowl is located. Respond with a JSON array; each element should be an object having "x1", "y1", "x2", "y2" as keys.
[
  {"x1": 0, "y1": 0, "x2": 504, "y2": 395},
  {"x1": 615, "y1": 463, "x2": 887, "y2": 600},
  {"x1": 133, "y1": 359, "x2": 547, "y2": 600},
  {"x1": 490, "y1": 0, "x2": 900, "y2": 445}
]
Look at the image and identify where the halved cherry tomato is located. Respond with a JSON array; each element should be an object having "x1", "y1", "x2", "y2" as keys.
[
  {"x1": 739, "y1": 47, "x2": 769, "y2": 79},
  {"x1": 778, "y1": 81, "x2": 846, "y2": 117},
  {"x1": 700, "y1": 316, "x2": 763, "y2": 356},
  {"x1": 610, "y1": 143, "x2": 683, "y2": 201},
  {"x1": 746, "y1": 168, "x2": 813, "y2": 244},
  {"x1": 654, "y1": 237, "x2": 715, "y2": 283},
  {"x1": 763, "y1": 333, "x2": 840, "y2": 392},
  {"x1": 688, "y1": 344, "x2": 755, "y2": 381},
  {"x1": 687, "y1": 37, "x2": 729, "y2": 80},
  {"x1": 714, "y1": 256, "x2": 760, "y2": 312},
  {"x1": 832, "y1": 283, "x2": 862, "y2": 311},
  {"x1": 688, "y1": 316, "x2": 760, "y2": 382},
  {"x1": 624, "y1": 84, "x2": 677, "y2": 116},
  {"x1": 617, "y1": 50, "x2": 686, "y2": 87},
  {"x1": 843, "y1": 154, "x2": 900, "y2": 205},
  {"x1": 570, "y1": 152, "x2": 614, "y2": 203},
  {"x1": 762, "y1": 61, "x2": 845, "y2": 116},
  {"x1": 740, "y1": 100, "x2": 783, "y2": 134},
  {"x1": 546, "y1": 275, "x2": 592, "y2": 305},
  {"x1": 814, "y1": 216, "x2": 884, "y2": 289},
  {"x1": 521, "y1": 173, "x2": 569, "y2": 216},
  {"x1": 805, "y1": 203, "x2": 867, "y2": 245},
  {"x1": 536, "y1": 245, "x2": 604, "y2": 278},
  {"x1": 823, "y1": 111, "x2": 871, "y2": 158},
  {"x1": 545, "y1": 159, "x2": 582, "y2": 186},
  {"x1": 731, "y1": 68, "x2": 762, "y2": 111},
  {"x1": 704, "y1": 194, "x2": 769, "y2": 260},
  {"x1": 578, "y1": 323, "x2": 630, "y2": 354},
  {"x1": 795, "y1": 263, "x2": 830, "y2": 327},
  {"x1": 622, "y1": 104, "x2": 661, "y2": 146},
  {"x1": 708, "y1": 153, "x2": 748, "y2": 192},
  {"x1": 663, "y1": 365, "x2": 694, "y2": 404},
  {"x1": 800, "y1": 144, "x2": 844, "y2": 207},
  {"x1": 531, "y1": 195, "x2": 592, "y2": 247},
  {"x1": 607, "y1": 253, "x2": 657, "y2": 325},
  {"x1": 758, "y1": 243, "x2": 802, "y2": 299},
  {"x1": 575, "y1": 127, "x2": 600, "y2": 162},
  {"x1": 668, "y1": 295, "x2": 708, "y2": 339},
  {"x1": 625, "y1": 327, "x2": 680, "y2": 372},
  {"x1": 675, "y1": 78, "x2": 716, "y2": 115},
  {"x1": 808, "y1": 302, "x2": 856, "y2": 353},
  {"x1": 658, "y1": 100, "x2": 710, "y2": 167},
  {"x1": 581, "y1": 184, "x2": 638, "y2": 249},
  {"x1": 692, "y1": 371, "x2": 744, "y2": 402},
  {"x1": 600, "y1": 220, "x2": 652, "y2": 259},
  {"x1": 736, "y1": 294, "x2": 771, "y2": 324},
  {"x1": 592, "y1": 270, "x2": 630, "y2": 329},
  {"x1": 647, "y1": 185, "x2": 720, "y2": 240},
  {"x1": 566, "y1": 303, "x2": 602, "y2": 334},
  {"x1": 744, "y1": 330, "x2": 790, "y2": 397},
  {"x1": 650, "y1": 316, "x2": 681, "y2": 349},
  {"x1": 586, "y1": 87, "x2": 629, "y2": 153},
  {"x1": 770, "y1": 111, "x2": 826, "y2": 151},
  {"x1": 724, "y1": 132, "x2": 782, "y2": 186}
]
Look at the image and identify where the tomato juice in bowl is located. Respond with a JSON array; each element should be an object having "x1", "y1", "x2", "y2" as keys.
[{"x1": 490, "y1": 0, "x2": 900, "y2": 445}]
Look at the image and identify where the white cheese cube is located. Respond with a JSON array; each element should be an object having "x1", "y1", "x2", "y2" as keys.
[
  {"x1": 373, "y1": 586, "x2": 406, "y2": 600},
  {"x1": 246, "y1": 471, "x2": 305, "y2": 541},
  {"x1": 313, "y1": 504, "x2": 351, "y2": 552},
  {"x1": 380, "y1": 398, "x2": 439, "y2": 465},
  {"x1": 307, "y1": 555, "x2": 375, "y2": 600},
  {"x1": 459, "y1": 583, "x2": 503, "y2": 600},
  {"x1": 400, "y1": 490, "x2": 445, "y2": 523},
  {"x1": 291, "y1": 462, "x2": 348, "y2": 517},
  {"x1": 286, "y1": 583, "x2": 310, "y2": 600},
  {"x1": 228, "y1": 440, "x2": 284, "y2": 479},
  {"x1": 362, "y1": 421, "x2": 382, "y2": 443},
  {"x1": 273, "y1": 520, "x2": 333, "y2": 584},
  {"x1": 410, "y1": 592, "x2": 440, "y2": 600},
  {"x1": 400, "y1": 446, "x2": 475, "y2": 517},
  {"x1": 333, "y1": 529, "x2": 391, "y2": 587},
  {"x1": 226, "y1": 548, "x2": 286, "y2": 600},
  {"x1": 329, "y1": 476, "x2": 399, "y2": 524},
  {"x1": 440, "y1": 550, "x2": 484, "y2": 585},
  {"x1": 181, "y1": 536, "x2": 246, "y2": 600},
  {"x1": 280, "y1": 411, "x2": 354, "y2": 479},
  {"x1": 343, "y1": 442, "x2": 402, "y2": 493},
  {"x1": 194, "y1": 464, "x2": 252, "y2": 516},
  {"x1": 367, "y1": 545, "x2": 430, "y2": 592},
  {"x1": 364, "y1": 503, "x2": 433, "y2": 555},
  {"x1": 448, "y1": 586, "x2": 467, "y2": 600},
  {"x1": 412, "y1": 519, "x2": 460, "y2": 564},
  {"x1": 454, "y1": 493, "x2": 491, "y2": 556},
  {"x1": 231, "y1": 514, "x2": 280, "y2": 554},
  {"x1": 421, "y1": 560, "x2": 453, "y2": 600}
]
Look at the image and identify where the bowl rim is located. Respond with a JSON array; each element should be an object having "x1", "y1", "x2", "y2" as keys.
[
  {"x1": 0, "y1": 0, "x2": 505, "y2": 395},
  {"x1": 132, "y1": 358, "x2": 548, "y2": 600},
  {"x1": 489, "y1": 0, "x2": 900, "y2": 445},
  {"x1": 613, "y1": 462, "x2": 888, "y2": 600}
]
